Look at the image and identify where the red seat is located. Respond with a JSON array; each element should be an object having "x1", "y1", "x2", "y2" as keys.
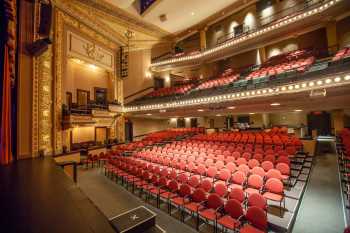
[
  {"x1": 217, "y1": 199, "x2": 243, "y2": 231},
  {"x1": 251, "y1": 166, "x2": 266, "y2": 178},
  {"x1": 239, "y1": 207, "x2": 268, "y2": 233},
  {"x1": 228, "y1": 187, "x2": 245, "y2": 204},
  {"x1": 245, "y1": 175, "x2": 264, "y2": 196},
  {"x1": 214, "y1": 182, "x2": 228, "y2": 197},
  {"x1": 263, "y1": 178, "x2": 285, "y2": 217},
  {"x1": 198, "y1": 193, "x2": 224, "y2": 230},
  {"x1": 199, "y1": 178, "x2": 213, "y2": 193},
  {"x1": 247, "y1": 193, "x2": 268, "y2": 213},
  {"x1": 170, "y1": 184, "x2": 192, "y2": 218},
  {"x1": 229, "y1": 171, "x2": 246, "y2": 190}
]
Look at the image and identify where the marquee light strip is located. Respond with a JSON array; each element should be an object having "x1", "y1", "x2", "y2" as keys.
[
  {"x1": 151, "y1": 0, "x2": 341, "y2": 67},
  {"x1": 123, "y1": 74, "x2": 350, "y2": 112}
]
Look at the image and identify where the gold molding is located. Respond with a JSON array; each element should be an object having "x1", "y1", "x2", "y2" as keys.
[
  {"x1": 32, "y1": 1, "x2": 53, "y2": 156},
  {"x1": 52, "y1": 9, "x2": 124, "y2": 154},
  {"x1": 73, "y1": 0, "x2": 170, "y2": 38}
]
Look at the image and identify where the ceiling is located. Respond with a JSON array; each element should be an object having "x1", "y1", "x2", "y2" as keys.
[{"x1": 104, "y1": 0, "x2": 239, "y2": 34}]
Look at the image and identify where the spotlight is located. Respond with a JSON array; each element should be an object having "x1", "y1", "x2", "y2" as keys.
[{"x1": 270, "y1": 103, "x2": 280, "y2": 106}]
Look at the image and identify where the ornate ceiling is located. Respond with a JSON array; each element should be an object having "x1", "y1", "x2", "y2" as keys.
[{"x1": 53, "y1": 0, "x2": 172, "y2": 50}]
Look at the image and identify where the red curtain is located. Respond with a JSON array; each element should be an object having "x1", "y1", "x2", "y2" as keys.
[{"x1": 0, "y1": 45, "x2": 12, "y2": 165}]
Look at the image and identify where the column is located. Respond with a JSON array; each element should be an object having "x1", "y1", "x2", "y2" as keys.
[
  {"x1": 326, "y1": 21, "x2": 338, "y2": 54},
  {"x1": 258, "y1": 47, "x2": 267, "y2": 64},
  {"x1": 331, "y1": 109, "x2": 344, "y2": 135},
  {"x1": 200, "y1": 28, "x2": 207, "y2": 51}
]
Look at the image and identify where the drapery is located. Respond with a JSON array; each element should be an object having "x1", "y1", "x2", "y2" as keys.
[
  {"x1": 0, "y1": 0, "x2": 16, "y2": 165},
  {"x1": 0, "y1": 45, "x2": 12, "y2": 165}
]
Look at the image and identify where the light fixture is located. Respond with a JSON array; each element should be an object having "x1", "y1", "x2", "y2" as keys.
[
  {"x1": 216, "y1": 114, "x2": 222, "y2": 117},
  {"x1": 294, "y1": 109, "x2": 302, "y2": 112},
  {"x1": 227, "y1": 106, "x2": 236, "y2": 109},
  {"x1": 197, "y1": 109, "x2": 204, "y2": 112},
  {"x1": 249, "y1": 113, "x2": 255, "y2": 115},
  {"x1": 146, "y1": 113, "x2": 152, "y2": 116},
  {"x1": 88, "y1": 64, "x2": 98, "y2": 70},
  {"x1": 270, "y1": 103, "x2": 280, "y2": 106},
  {"x1": 345, "y1": 75, "x2": 350, "y2": 81},
  {"x1": 334, "y1": 77, "x2": 341, "y2": 82}
]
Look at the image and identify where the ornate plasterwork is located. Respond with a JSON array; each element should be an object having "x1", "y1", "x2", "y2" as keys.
[
  {"x1": 52, "y1": 0, "x2": 171, "y2": 51},
  {"x1": 32, "y1": 2, "x2": 54, "y2": 156},
  {"x1": 52, "y1": 0, "x2": 127, "y2": 46},
  {"x1": 72, "y1": 0, "x2": 170, "y2": 38},
  {"x1": 52, "y1": 9, "x2": 124, "y2": 154},
  {"x1": 67, "y1": 31, "x2": 115, "y2": 71}
]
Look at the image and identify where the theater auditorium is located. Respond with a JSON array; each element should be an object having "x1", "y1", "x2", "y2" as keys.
[{"x1": 1, "y1": 0, "x2": 350, "y2": 233}]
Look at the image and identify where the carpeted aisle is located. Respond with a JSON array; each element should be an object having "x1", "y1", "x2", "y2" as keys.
[{"x1": 292, "y1": 153, "x2": 344, "y2": 233}]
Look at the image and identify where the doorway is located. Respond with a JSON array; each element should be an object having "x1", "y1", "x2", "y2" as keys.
[
  {"x1": 94, "y1": 87, "x2": 107, "y2": 105},
  {"x1": 190, "y1": 118, "x2": 198, "y2": 128},
  {"x1": 95, "y1": 127, "x2": 107, "y2": 145},
  {"x1": 77, "y1": 89, "x2": 90, "y2": 107},
  {"x1": 66, "y1": 92, "x2": 72, "y2": 109},
  {"x1": 125, "y1": 121, "x2": 133, "y2": 142},
  {"x1": 307, "y1": 111, "x2": 331, "y2": 136}
]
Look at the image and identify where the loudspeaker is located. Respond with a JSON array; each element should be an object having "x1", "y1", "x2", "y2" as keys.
[
  {"x1": 38, "y1": 2, "x2": 52, "y2": 37},
  {"x1": 26, "y1": 38, "x2": 51, "y2": 56}
]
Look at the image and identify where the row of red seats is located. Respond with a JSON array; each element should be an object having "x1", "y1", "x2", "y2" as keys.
[
  {"x1": 332, "y1": 47, "x2": 350, "y2": 61},
  {"x1": 135, "y1": 150, "x2": 290, "y2": 183},
  {"x1": 165, "y1": 139, "x2": 298, "y2": 156},
  {"x1": 195, "y1": 74, "x2": 239, "y2": 90},
  {"x1": 105, "y1": 157, "x2": 278, "y2": 231},
  {"x1": 113, "y1": 128, "x2": 202, "y2": 152},
  {"x1": 147, "y1": 84, "x2": 194, "y2": 97},
  {"x1": 139, "y1": 146, "x2": 291, "y2": 165},
  {"x1": 191, "y1": 131, "x2": 302, "y2": 147},
  {"x1": 246, "y1": 49, "x2": 315, "y2": 80}
]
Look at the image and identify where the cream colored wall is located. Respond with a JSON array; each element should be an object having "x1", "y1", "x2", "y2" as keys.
[
  {"x1": 168, "y1": 117, "x2": 206, "y2": 128},
  {"x1": 123, "y1": 49, "x2": 153, "y2": 98},
  {"x1": 220, "y1": 49, "x2": 259, "y2": 71},
  {"x1": 266, "y1": 38, "x2": 299, "y2": 58},
  {"x1": 131, "y1": 117, "x2": 170, "y2": 137},
  {"x1": 249, "y1": 114, "x2": 264, "y2": 128},
  {"x1": 151, "y1": 43, "x2": 173, "y2": 59},
  {"x1": 63, "y1": 60, "x2": 110, "y2": 103},
  {"x1": 72, "y1": 126, "x2": 95, "y2": 143},
  {"x1": 269, "y1": 112, "x2": 307, "y2": 127},
  {"x1": 258, "y1": 0, "x2": 301, "y2": 25},
  {"x1": 207, "y1": 4, "x2": 257, "y2": 48}
]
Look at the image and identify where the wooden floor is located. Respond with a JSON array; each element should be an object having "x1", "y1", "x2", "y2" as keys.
[{"x1": 0, "y1": 158, "x2": 115, "y2": 233}]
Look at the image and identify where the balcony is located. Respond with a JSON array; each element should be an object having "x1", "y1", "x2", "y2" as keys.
[
  {"x1": 62, "y1": 101, "x2": 122, "y2": 129},
  {"x1": 125, "y1": 52, "x2": 350, "y2": 112},
  {"x1": 151, "y1": 0, "x2": 348, "y2": 71}
]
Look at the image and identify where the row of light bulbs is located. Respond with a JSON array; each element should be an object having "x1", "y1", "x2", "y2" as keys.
[
  {"x1": 151, "y1": 0, "x2": 340, "y2": 67},
  {"x1": 124, "y1": 74, "x2": 350, "y2": 112}
]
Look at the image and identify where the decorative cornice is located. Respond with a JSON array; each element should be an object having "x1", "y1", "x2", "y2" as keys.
[
  {"x1": 73, "y1": 0, "x2": 171, "y2": 39},
  {"x1": 52, "y1": 0, "x2": 127, "y2": 46}
]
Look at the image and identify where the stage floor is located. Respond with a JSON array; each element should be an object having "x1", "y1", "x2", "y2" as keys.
[{"x1": 0, "y1": 158, "x2": 115, "y2": 233}]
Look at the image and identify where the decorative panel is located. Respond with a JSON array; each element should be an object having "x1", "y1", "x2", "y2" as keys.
[
  {"x1": 32, "y1": 2, "x2": 53, "y2": 156},
  {"x1": 67, "y1": 31, "x2": 115, "y2": 71}
]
